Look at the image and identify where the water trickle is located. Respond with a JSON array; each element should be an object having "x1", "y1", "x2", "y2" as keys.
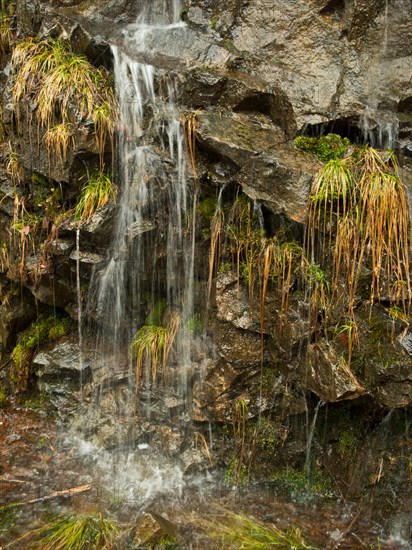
[
  {"x1": 74, "y1": 0, "x2": 200, "y2": 492},
  {"x1": 361, "y1": 0, "x2": 399, "y2": 150},
  {"x1": 304, "y1": 399, "x2": 323, "y2": 486},
  {"x1": 75, "y1": 227, "x2": 84, "y2": 401}
]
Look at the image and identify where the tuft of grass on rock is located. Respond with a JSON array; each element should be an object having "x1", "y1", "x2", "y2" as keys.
[
  {"x1": 74, "y1": 171, "x2": 117, "y2": 224},
  {"x1": 19, "y1": 512, "x2": 119, "y2": 550}
]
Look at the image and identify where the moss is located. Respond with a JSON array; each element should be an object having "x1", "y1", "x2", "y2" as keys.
[
  {"x1": 0, "y1": 389, "x2": 7, "y2": 408},
  {"x1": 270, "y1": 468, "x2": 334, "y2": 500},
  {"x1": 294, "y1": 133, "x2": 350, "y2": 162},
  {"x1": 10, "y1": 314, "x2": 75, "y2": 392},
  {"x1": 186, "y1": 313, "x2": 203, "y2": 336},
  {"x1": 197, "y1": 196, "x2": 217, "y2": 221},
  {"x1": 338, "y1": 426, "x2": 360, "y2": 457},
  {"x1": 326, "y1": 404, "x2": 365, "y2": 458},
  {"x1": 180, "y1": 5, "x2": 188, "y2": 20},
  {"x1": 145, "y1": 298, "x2": 167, "y2": 326}
]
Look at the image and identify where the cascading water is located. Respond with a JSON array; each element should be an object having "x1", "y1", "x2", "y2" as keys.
[
  {"x1": 361, "y1": 0, "x2": 399, "y2": 149},
  {"x1": 69, "y1": 0, "x2": 203, "y2": 505}
]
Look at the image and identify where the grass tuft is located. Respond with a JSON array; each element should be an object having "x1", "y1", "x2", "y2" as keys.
[
  {"x1": 130, "y1": 313, "x2": 180, "y2": 389},
  {"x1": 20, "y1": 512, "x2": 119, "y2": 549},
  {"x1": 44, "y1": 122, "x2": 75, "y2": 166},
  {"x1": 307, "y1": 146, "x2": 411, "y2": 363},
  {"x1": 198, "y1": 508, "x2": 317, "y2": 549},
  {"x1": 11, "y1": 38, "x2": 117, "y2": 166},
  {"x1": 74, "y1": 171, "x2": 117, "y2": 224}
]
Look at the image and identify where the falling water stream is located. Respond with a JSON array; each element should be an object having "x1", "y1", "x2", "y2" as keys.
[
  {"x1": 67, "y1": 0, "x2": 203, "y2": 506},
  {"x1": 361, "y1": 0, "x2": 399, "y2": 149},
  {"x1": 2, "y1": 2, "x2": 412, "y2": 548}
]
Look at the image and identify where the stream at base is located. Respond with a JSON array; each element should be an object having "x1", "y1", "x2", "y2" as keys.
[{"x1": 1, "y1": 405, "x2": 411, "y2": 549}]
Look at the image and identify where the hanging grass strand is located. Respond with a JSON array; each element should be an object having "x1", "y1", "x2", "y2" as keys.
[{"x1": 307, "y1": 145, "x2": 411, "y2": 364}]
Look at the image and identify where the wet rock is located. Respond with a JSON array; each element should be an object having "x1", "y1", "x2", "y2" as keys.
[
  {"x1": 197, "y1": 110, "x2": 320, "y2": 222},
  {"x1": 215, "y1": 271, "x2": 278, "y2": 334},
  {"x1": 0, "y1": 289, "x2": 37, "y2": 351},
  {"x1": 33, "y1": 341, "x2": 91, "y2": 398},
  {"x1": 5, "y1": 433, "x2": 21, "y2": 443},
  {"x1": 69, "y1": 249, "x2": 104, "y2": 265},
  {"x1": 375, "y1": 381, "x2": 412, "y2": 409},
  {"x1": 279, "y1": 340, "x2": 366, "y2": 403},
  {"x1": 208, "y1": 317, "x2": 266, "y2": 369}
]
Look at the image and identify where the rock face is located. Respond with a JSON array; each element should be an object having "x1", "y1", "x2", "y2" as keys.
[{"x1": 0, "y1": 0, "x2": 411, "y2": 532}]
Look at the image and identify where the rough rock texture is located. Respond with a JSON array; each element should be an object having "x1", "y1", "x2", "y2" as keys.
[{"x1": 0, "y1": 0, "x2": 410, "y2": 535}]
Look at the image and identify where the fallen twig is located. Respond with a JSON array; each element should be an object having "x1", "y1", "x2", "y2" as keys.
[{"x1": 1, "y1": 483, "x2": 92, "y2": 509}]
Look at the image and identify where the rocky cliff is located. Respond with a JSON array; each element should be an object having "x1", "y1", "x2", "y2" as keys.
[{"x1": 1, "y1": 0, "x2": 412, "y2": 538}]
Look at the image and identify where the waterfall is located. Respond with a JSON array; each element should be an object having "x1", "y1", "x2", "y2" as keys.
[
  {"x1": 304, "y1": 400, "x2": 323, "y2": 487},
  {"x1": 90, "y1": 1, "x2": 193, "y2": 386},
  {"x1": 361, "y1": 0, "x2": 399, "y2": 149},
  {"x1": 75, "y1": 228, "x2": 84, "y2": 402},
  {"x1": 70, "y1": 0, "x2": 200, "y2": 504}
]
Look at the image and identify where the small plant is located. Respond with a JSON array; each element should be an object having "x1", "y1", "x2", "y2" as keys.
[
  {"x1": 74, "y1": 171, "x2": 117, "y2": 223},
  {"x1": 19, "y1": 512, "x2": 119, "y2": 549},
  {"x1": 387, "y1": 304, "x2": 409, "y2": 325},
  {"x1": 4, "y1": 142, "x2": 24, "y2": 184},
  {"x1": 210, "y1": 16, "x2": 218, "y2": 29},
  {"x1": 335, "y1": 320, "x2": 358, "y2": 365},
  {"x1": 11, "y1": 37, "x2": 117, "y2": 167},
  {"x1": 294, "y1": 133, "x2": 350, "y2": 162},
  {"x1": 199, "y1": 509, "x2": 316, "y2": 549},
  {"x1": 11, "y1": 314, "x2": 74, "y2": 391},
  {"x1": 44, "y1": 122, "x2": 75, "y2": 166},
  {"x1": 0, "y1": 388, "x2": 7, "y2": 408},
  {"x1": 130, "y1": 313, "x2": 180, "y2": 389}
]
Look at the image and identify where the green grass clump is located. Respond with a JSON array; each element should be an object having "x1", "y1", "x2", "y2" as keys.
[
  {"x1": 11, "y1": 37, "x2": 117, "y2": 166},
  {"x1": 306, "y1": 147, "x2": 411, "y2": 365},
  {"x1": 11, "y1": 314, "x2": 74, "y2": 391},
  {"x1": 270, "y1": 468, "x2": 333, "y2": 500},
  {"x1": 74, "y1": 171, "x2": 117, "y2": 223},
  {"x1": 0, "y1": 389, "x2": 7, "y2": 408},
  {"x1": 294, "y1": 133, "x2": 350, "y2": 162},
  {"x1": 20, "y1": 513, "x2": 118, "y2": 549},
  {"x1": 0, "y1": 4, "x2": 13, "y2": 57},
  {"x1": 130, "y1": 314, "x2": 180, "y2": 389},
  {"x1": 200, "y1": 509, "x2": 316, "y2": 549}
]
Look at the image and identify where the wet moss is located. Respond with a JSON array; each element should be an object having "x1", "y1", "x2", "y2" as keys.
[
  {"x1": 10, "y1": 314, "x2": 74, "y2": 392},
  {"x1": 269, "y1": 468, "x2": 334, "y2": 500},
  {"x1": 294, "y1": 133, "x2": 350, "y2": 162}
]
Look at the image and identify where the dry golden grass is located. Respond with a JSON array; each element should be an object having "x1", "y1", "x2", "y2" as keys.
[
  {"x1": 11, "y1": 38, "x2": 117, "y2": 166},
  {"x1": 307, "y1": 146, "x2": 411, "y2": 362}
]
